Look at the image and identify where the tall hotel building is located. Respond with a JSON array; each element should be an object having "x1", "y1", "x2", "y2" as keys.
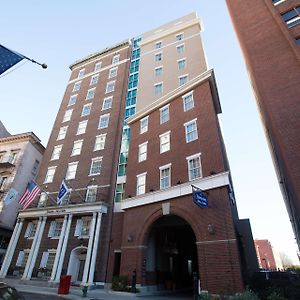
[
  {"x1": 226, "y1": 1, "x2": 300, "y2": 249},
  {"x1": 0, "y1": 13, "x2": 256, "y2": 294}
]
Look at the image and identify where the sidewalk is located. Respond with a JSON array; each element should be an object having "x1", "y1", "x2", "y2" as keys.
[{"x1": 2, "y1": 278, "x2": 193, "y2": 300}]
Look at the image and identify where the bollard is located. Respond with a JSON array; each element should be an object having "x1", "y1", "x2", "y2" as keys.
[
  {"x1": 82, "y1": 283, "x2": 88, "y2": 297},
  {"x1": 131, "y1": 269, "x2": 137, "y2": 293},
  {"x1": 193, "y1": 272, "x2": 198, "y2": 300}
]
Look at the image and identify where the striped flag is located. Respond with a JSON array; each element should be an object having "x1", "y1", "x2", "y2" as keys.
[
  {"x1": 19, "y1": 181, "x2": 40, "y2": 209},
  {"x1": 0, "y1": 45, "x2": 24, "y2": 75}
]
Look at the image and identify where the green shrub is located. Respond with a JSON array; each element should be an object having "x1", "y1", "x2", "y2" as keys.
[
  {"x1": 266, "y1": 291, "x2": 287, "y2": 300},
  {"x1": 111, "y1": 275, "x2": 130, "y2": 292},
  {"x1": 234, "y1": 289, "x2": 260, "y2": 300}
]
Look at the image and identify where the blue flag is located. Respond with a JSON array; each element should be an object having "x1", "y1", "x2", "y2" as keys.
[
  {"x1": 0, "y1": 45, "x2": 24, "y2": 75},
  {"x1": 193, "y1": 189, "x2": 208, "y2": 208},
  {"x1": 57, "y1": 180, "x2": 69, "y2": 205}
]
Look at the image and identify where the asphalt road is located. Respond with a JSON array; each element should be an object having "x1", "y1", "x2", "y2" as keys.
[{"x1": 22, "y1": 292, "x2": 66, "y2": 300}]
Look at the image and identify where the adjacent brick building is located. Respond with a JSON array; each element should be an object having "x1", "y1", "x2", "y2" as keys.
[
  {"x1": 254, "y1": 239, "x2": 277, "y2": 270},
  {"x1": 226, "y1": 0, "x2": 300, "y2": 250},
  {"x1": 0, "y1": 13, "x2": 257, "y2": 295}
]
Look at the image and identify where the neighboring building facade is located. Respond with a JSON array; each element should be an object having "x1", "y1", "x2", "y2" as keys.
[
  {"x1": 226, "y1": 0, "x2": 300, "y2": 249},
  {"x1": 0, "y1": 131, "x2": 44, "y2": 265},
  {"x1": 254, "y1": 239, "x2": 277, "y2": 270},
  {"x1": 0, "y1": 13, "x2": 256, "y2": 295}
]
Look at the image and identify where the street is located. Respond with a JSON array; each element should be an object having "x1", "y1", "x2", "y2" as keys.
[{"x1": 22, "y1": 292, "x2": 67, "y2": 300}]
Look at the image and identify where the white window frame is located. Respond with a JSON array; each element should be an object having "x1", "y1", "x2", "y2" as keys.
[
  {"x1": 90, "y1": 74, "x2": 99, "y2": 85},
  {"x1": 140, "y1": 116, "x2": 149, "y2": 134},
  {"x1": 98, "y1": 113, "x2": 110, "y2": 129},
  {"x1": 94, "y1": 61, "x2": 102, "y2": 71},
  {"x1": 184, "y1": 118, "x2": 198, "y2": 143},
  {"x1": 86, "y1": 87, "x2": 96, "y2": 100},
  {"x1": 155, "y1": 41, "x2": 162, "y2": 49},
  {"x1": 136, "y1": 172, "x2": 147, "y2": 195},
  {"x1": 176, "y1": 32, "x2": 184, "y2": 41},
  {"x1": 186, "y1": 153, "x2": 202, "y2": 181},
  {"x1": 57, "y1": 126, "x2": 68, "y2": 141},
  {"x1": 71, "y1": 140, "x2": 83, "y2": 156},
  {"x1": 108, "y1": 67, "x2": 118, "y2": 79},
  {"x1": 81, "y1": 103, "x2": 92, "y2": 116},
  {"x1": 112, "y1": 54, "x2": 120, "y2": 65},
  {"x1": 182, "y1": 91, "x2": 194, "y2": 112},
  {"x1": 51, "y1": 145, "x2": 63, "y2": 161},
  {"x1": 159, "y1": 163, "x2": 171, "y2": 189},
  {"x1": 38, "y1": 192, "x2": 48, "y2": 207},
  {"x1": 105, "y1": 81, "x2": 115, "y2": 93},
  {"x1": 138, "y1": 141, "x2": 148, "y2": 162},
  {"x1": 89, "y1": 157, "x2": 102, "y2": 175},
  {"x1": 44, "y1": 166, "x2": 56, "y2": 183},
  {"x1": 94, "y1": 134, "x2": 106, "y2": 151},
  {"x1": 78, "y1": 68, "x2": 85, "y2": 78},
  {"x1": 62, "y1": 109, "x2": 73, "y2": 123},
  {"x1": 177, "y1": 58, "x2": 186, "y2": 70},
  {"x1": 24, "y1": 221, "x2": 38, "y2": 239},
  {"x1": 73, "y1": 81, "x2": 81, "y2": 92},
  {"x1": 176, "y1": 43, "x2": 185, "y2": 54},
  {"x1": 160, "y1": 105, "x2": 169, "y2": 124},
  {"x1": 179, "y1": 74, "x2": 189, "y2": 86},
  {"x1": 155, "y1": 66, "x2": 163, "y2": 77},
  {"x1": 102, "y1": 96, "x2": 113, "y2": 110},
  {"x1": 85, "y1": 185, "x2": 97, "y2": 202},
  {"x1": 68, "y1": 94, "x2": 77, "y2": 106},
  {"x1": 155, "y1": 52, "x2": 162, "y2": 62},
  {"x1": 160, "y1": 131, "x2": 170, "y2": 153},
  {"x1": 65, "y1": 161, "x2": 79, "y2": 180},
  {"x1": 77, "y1": 120, "x2": 88, "y2": 135},
  {"x1": 74, "y1": 217, "x2": 92, "y2": 238},
  {"x1": 154, "y1": 82, "x2": 163, "y2": 96}
]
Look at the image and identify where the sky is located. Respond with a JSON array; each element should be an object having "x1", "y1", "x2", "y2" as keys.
[{"x1": 0, "y1": 1, "x2": 298, "y2": 264}]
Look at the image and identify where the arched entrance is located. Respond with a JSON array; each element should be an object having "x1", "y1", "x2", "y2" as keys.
[
  {"x1": 144, "y1": 215, "x2": 198, "y2": 291},
  {"x1": 67, "y1": 246, "x2": 87, "y2": 283}
]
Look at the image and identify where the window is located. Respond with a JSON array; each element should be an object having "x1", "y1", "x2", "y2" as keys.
[
  {"x1": 281, "y1": 7, "x2": 300, "y2": 27},
  {"x1": 90, "y1": 74, "x2": 99, "y2": 85},
  {"x1": 106, "y1": 81, "x2": 115, "y2": 93},
  {"x1": 112, "y1": 54, "x2": 120, "y2": 64},
  {"x1": 39, "y1": 250, "x2": 56, "y2": 274},
  {"x1": 273, "y1": 0, "x2": 287, "y2": 4},
  {"x1": 71, "y1": 140, "x2": 83, "y2": 156},
  {"x1": 65, "y1": 162, "x2": 78, "y2": 180},
  {"x1": 155, "y1": 52, "x2": 162, "y2": 62},
  {"x1": 154, "y1": 83, "x2": 163, "y2": 95},
  {"x1": 68, "y1": 94, "x2": 77, "y2": 106},
  {"x1": 85, "y1": 186, "x2": 97, "y2": 202},
  {"x1": 160, "y1": 131, "x2": 170, "y2": 153},
  {"x1": 160, "y1": 105, "x2": 169, "y2": 124},
  {"x1": 94, "y1": 61, "x2": 102, "y2": 71},
  {"x1": 140, "y1": 116, "x2": 149, "y2": 134},
  {"x1": 179, "y1": 75, "x2": 188, "y2": 86},
  {"x1": 24, "y1": 221, "x2": 38, "y2": 238},
  {"x1": 8, "y1": 152, "x2": 18, "y2": 164},
  {"x1": 94, "y1": 134, "x2": 106, "y2": 151},
  {"x1": 182, "y1": 91, "x2": 194, "y2": 111},
  {"x1": 86, "y1": 87, "x2": 96, "y2": 100},
  {"x1": 77, "y1": 120, "x2": 88, "y2": 135},
  {"x1": 0, "y1": 177, "x2": 7, "y2": 191},
  {"x1": 138, "y1": 142, "x2": 148, "y2": 162},
  {"x1": 32, "y1": 159, "x2": 40, "y2": 175},
  {"x1": 176, "y1": 33, "x2": 184, "y2": 41},
  {"x1": 136, "y1": 173, "x2": 146, "y2": 195},
  {"x1": 160, "y1": 164, "x2": 171, "y2": 189},
  {"x1": 155, "y1": 41, "x2": 162, "y2": 49},
  {"x1": 75, "y1": 218, "x2": 91, "y2": 238},
  {"x1": 63, "y1": 109, "x2": 73, "y2": 122},
  {"x1": 176, "y1": 44, "x2": 185, "y2": 54},
  {"x1": 57, "y1": 126, "x2": 68, "y2": 140},
  {"x1": 98, "y1": 114, "x2": 110, "y2": 129},
  {"x1": 102, "y1": 96, "x2": 113, "y2": 110},
  {"x1": 51, "y1": 145, "x2": 63, "y2": 160},
  {"x1": 48, "y1": 220, "x2": 64, "y2": 238},
  {"x1": 89, "y1": 157, "x2": 102, "y2": 175},
  {"x1": 108, "y1": 67, "x2": 118, "y2": 78},
  {"x1": 38, "y1": 192, "x2": 48, "y2": 207},
  {"x1": 115, "y1": 183, "x2": 125, "y2": 202},
  {"x1": 78, "y1": 68, "x2": 85, "y2": 78},
  {"x1": 155, "y1": 66, "x2": 163, "y2": 77},
  {"x1": 73, "y1": 81, "x2": 81, "y2": 92},
  {"x1": 44, "y1": 166, "x2": 56, "y2": 183},
  {"x1": 16, "y1": 250, "x2": 30, "y2": 268},
  {"x1": 81, "y1": 103, "x2": 92, "y2": 116},
  {"x1": 187, "y1": 153, "x2": 202, "y2": 181},
  {"x1": 178, "y1": 58, "x2": 186, "y2": 70},
  {"x1": 184, "y1": 119, "x2": 198, "y2": 143}
]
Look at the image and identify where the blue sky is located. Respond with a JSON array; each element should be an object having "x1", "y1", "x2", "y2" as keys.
[{"x1": 1, "y1": 1, "x2": 298, "y2": 263}]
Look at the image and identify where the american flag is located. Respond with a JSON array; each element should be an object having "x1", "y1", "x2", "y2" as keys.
[
  {"x1": 19, "y1": 181, "x2": 41, "y2": 210},
  {"x1": 0, "y1": 45, "x2": 24, "y2": 75}
]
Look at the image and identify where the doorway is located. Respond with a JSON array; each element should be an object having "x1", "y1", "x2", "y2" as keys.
[{"x1": 67, "y1": 246, "x2": 87, "y2": 283}]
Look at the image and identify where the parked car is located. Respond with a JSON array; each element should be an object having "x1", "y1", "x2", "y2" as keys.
[{"x1": 0, "y1": 283, "x2": 24, "y2": 300}]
